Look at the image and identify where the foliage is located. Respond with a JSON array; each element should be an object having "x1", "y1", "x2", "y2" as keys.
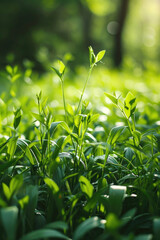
[{"x1": 0, "y1": 47, "x2": 160, "y2": 240}]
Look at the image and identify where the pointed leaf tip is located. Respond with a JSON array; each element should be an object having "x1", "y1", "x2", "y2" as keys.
[{"x1": 58, "y1": 60, "x2": 65, "y2": 75}]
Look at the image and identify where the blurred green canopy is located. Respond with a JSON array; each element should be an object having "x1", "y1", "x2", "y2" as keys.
[{"x1": 0, "y1": 0, "x2": 159, "y2": 71}]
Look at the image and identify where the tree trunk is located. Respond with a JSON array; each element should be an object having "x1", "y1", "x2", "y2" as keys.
[
  {"x1": 78, "y1": 1, "x2": 93, "y2": 50},
  {"x1": 113, "y1": 0, "x2": 130, "y2": 67}
]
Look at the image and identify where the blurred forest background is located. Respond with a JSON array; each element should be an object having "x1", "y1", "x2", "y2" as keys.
[{"x1": 0, "y1": 0, "x2": 159, "y2": 72}]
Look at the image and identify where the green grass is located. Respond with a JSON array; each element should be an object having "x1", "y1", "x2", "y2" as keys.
[{"x1": 0, "y1": 48, "x2": 160, "y2": 240}]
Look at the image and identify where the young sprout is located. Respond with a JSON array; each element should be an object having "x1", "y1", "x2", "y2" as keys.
[
  {"x1": 76, "y1": 46, "x2": 105, "y2": 114},
  {"x1": 52, "y1": 60, "x2": 67, "y2": 120}
]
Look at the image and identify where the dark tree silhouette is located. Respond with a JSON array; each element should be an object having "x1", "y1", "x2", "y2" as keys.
[
  {"x1": 78, "y1": 1, "x2": 93, "y2": 50},
  {"x1": 113, "y1": 0, "x2": 130, "y2": 67}
]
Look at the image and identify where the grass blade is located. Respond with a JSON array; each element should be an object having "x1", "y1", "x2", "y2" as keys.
[
  {"x1": 73, "y1": 216, "x2": 105, "y2": 240},
  {"x1": 109, "y1": 185, "x2": 127, "y2": 216},
  {"x1": 20, "y1": 229, "x2": 70, "y2": 240},
  {"x1": 1, "y1": 206, "x2": 18, "y2": 240}
]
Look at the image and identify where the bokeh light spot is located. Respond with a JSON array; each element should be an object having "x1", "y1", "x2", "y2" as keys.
[{"x1": 107, "y1": 21, "x2": 119, "y2": 35}]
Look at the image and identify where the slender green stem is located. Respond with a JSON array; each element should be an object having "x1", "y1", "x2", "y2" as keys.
[
  {"x1": 76, "y1": 66, "x2": 93, "y2": 114},
  {"x1": 132, "y1": 114, "x2": 136, "y2": 131},
  {"x1": 37, "y1": 98, "x2": 43, "y2": 162},
  {"x1": 127, "y1": 118, "x2": 133, "y2": 134},
  {"x1": 113, "y1": 151, "x2": 135, "y2": 169},
  {"x1": 47, "y1": 127, "x2": 51, "y2": 158},
  {"x1": 61, "y1": 80, "x2": 67, "y2": 122},
  {"x1": 103, "y1": 143, "x2": 110, "y2": 177}
]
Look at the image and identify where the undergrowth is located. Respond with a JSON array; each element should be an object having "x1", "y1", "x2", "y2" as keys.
[{"x1": 0, "y1": 47, "x2": 160, "y2": 240}]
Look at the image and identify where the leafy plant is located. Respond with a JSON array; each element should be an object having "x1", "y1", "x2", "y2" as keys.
[{"x1": 0, "y1": 46, "x2": 160, "y2": 240}]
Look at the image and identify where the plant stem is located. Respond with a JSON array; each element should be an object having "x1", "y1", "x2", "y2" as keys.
[
  {"x1": 76, "y1": 66, "x2": 93, "y2": 114},
  {"x1": 61, "y1": 80, "x2": 67, "y2": 122}
]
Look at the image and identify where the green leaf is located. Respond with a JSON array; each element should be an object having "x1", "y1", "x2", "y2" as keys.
[
  {"x1": 109, "y1": 185, "x2": 127, "y2": 216},
  {"x1": 84, "y1": 188, "x2": 107, "y2": 212},
  {"x1": 79, "y1": 175, "x2": 94, "y2": 199},
  {"x1": 0, "y1": 197, "x2": 7, "y2": 207},
  {"x1": 13, "y1": 65, "x2": 18, "y2": 74},
  {"x1": 25, "y1": 69, "x2": 32, "y2": 77},
  {"x1": 124, "y1": 147, "x2": 135, "y2": 161},
  {"x1": 12, "y1": 73, "x2": 21, "y2": 82},
  {"x1": 51, "y1": 60, "x2": 66, "y2": 80},
  {"x1": 25, "y1": 146, "x2": 35, "y2": 165},
  {"x1": 42, "y1": 134, "x2": 49, "y2": 156},
  {"x1": 134, "y1": 235, "x2": 152, "y2": 240},
  {"x1": 10, "y1": 174, "x2": 23, "y2": 197},
  {"x1": 107, "y1": 156, "x2": 119, "y2": 166},
  {"x1": 32, "y1": 112, "x2": 44, "y2": 124},
  {"x1": 19, "y1": 195, "x2": 29, "y2": 209},
  {"x1": 89, "y1": 113, "x2": 100, "y2": 123},
  {"x1": 104, "y1": 92, "x2": 118, "y2": 105},
  {"x1": 118, "y1": 173, "x2": 137, "y2": 184},
  {"x1": 89, "y1": 46, "x2": 96, "y2": 67},
  {"x1": 107, "y1": 126, "x2": 125, "y2": 145},
  {"x1": 13, "y1": 108, "x2": 22, "y2": 129},
  {"x1": 6, "y1": 65, "x2": 13, "y2": 75},
  {"x1": 17, "y1": 139, "x2": 41, "y2": 164},
  {"x1": 52, "y1": 136, "x2": 66, "y2": 160},
  {"x1": 60, "y1": 122, "x2": 71, "y2": 134},
  {"x1": 73, "y1": 216, "x2": 105, "y2": 240},
  {"x1": 1, "y1": 206, "x2": 18, "y2": 240},
  {"x1": 66, "y1": 103, "x2": 74, "y2": 116},
  {"x1": 106, "y1": 213, "x2": 120, "y2": 231},
  {"x1": 44, "y1": 177, "x2": 59, "y2": 194},
  {"x1": 20, "y1": 229, "x2": 70, "y2": 240},
  {"x1": 51, "y1": 66, "x2": 61, "y2": 79},
  {"x1": 84, "y1": 132, "x2": 97, "y2": 142},
  {"x1": 29, "y1": 142, "x2": 42, "y2": 163},
  {"x1": 7, "y1": 136, "x2": 18, "y2": 160},
  {"x1": 96, "y1": 50, "x2": 106, "y2": 63},
  {"x1": 50, "y1": 121, "x2": 62, "y2": 136},
  {"x1": 45, "y1": 221, "x2": 68, "y2": 231},
  {"x1": 58, "y1": 60, "x2": 65, "y2": 75},
  {"x1": 133, "y1": 130, "x2": 141, "y2": 146},
  {"x1": 124, "y1": 92, "x2": 136, "y2": 118},
  {"x1": 59, "y1": 152, "x2": 73, "y2": 159},
  {"x1": 2, "y1": 183, "x2": 11, "y2": 200},
  {"x1": 121, "y1": 208, "x2": 136, "y2": 226},
  {"x1": 117, "y1": 127, "x2": 130, "y2": 142},
  {"x1": 63, "y1": 172, "x2": 79, "y2": 181},
  {"x1": 98, "y1": 178, "x2": 108, "y2": 192},
  {"x1": 41, "y1": 96, "x2": 48, "y2": 110},
  {"x1": 74, "y1": 115, "x2": 81, "y2": 128},
  {"x1": 153, "y1": 218, "x2": 160, "y2": 240},
  {"x1": 0, "y1": 158, "x2": 17, "y2": 173},
  {"x1": 36, "y1": 91, "x2": 42, "y2": 102},
  {"x1": 25, "y1": 185, "x2": 38, "y2": 228},
  {"x1": 0, "y1": 138, "x2": 9, "y2": 153}
]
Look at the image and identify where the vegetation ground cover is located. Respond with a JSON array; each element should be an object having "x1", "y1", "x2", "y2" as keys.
[{"x1": 0, "y1": 48, "x2": 160, "y2": 240}]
